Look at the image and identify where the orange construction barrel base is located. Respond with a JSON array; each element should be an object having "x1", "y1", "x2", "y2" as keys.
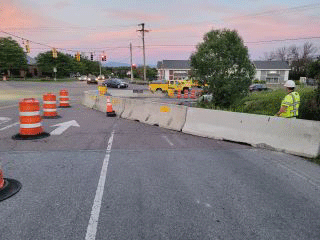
[
  {"x1": 0, "y1": 178, "x2": 22, "y2": 202},
  {"x1": 42, "y1": 114, "x2": 62, "y2": 119},
  {"x1": 12, "y1": 132, "x2": 50, "y2": 140}
]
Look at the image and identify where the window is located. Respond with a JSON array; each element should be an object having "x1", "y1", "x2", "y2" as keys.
[{"x1": 266, "y1": 77, "x2": 279, "y2": 83}]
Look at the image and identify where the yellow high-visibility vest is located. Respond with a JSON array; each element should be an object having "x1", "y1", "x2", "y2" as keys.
[{"x1": 280, "y1": 92, "x2": 300, "y2": 118}]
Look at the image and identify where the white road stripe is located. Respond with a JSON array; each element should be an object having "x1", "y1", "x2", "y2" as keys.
[
  {"x1": 0, "y1": 122, "x2": 19, "y2": 131},
  {"x1": 162, "y1": 135, "x2": 174, "y2": 146},
  {"x1": 277, "y1": 162, "x2": 320, "y2": 188},
  {"x1": 85, "y1": 130, "x2": 115, "y2": 240}
]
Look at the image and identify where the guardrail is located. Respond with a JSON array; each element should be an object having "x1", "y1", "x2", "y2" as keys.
[{"x1": 82, "y1": 91, "x2": 320, "y2": 158}]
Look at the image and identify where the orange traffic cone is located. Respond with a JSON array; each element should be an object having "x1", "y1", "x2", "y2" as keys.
[
  {"x1": 106, "y1": 97, "x2": 116, "y2": 117},
  {"x1": 0, "y1": 167, "x2": 22, "y2": 202}
]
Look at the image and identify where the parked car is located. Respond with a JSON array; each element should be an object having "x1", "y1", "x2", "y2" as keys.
[
  {"x1": 249, "y1": 84, "x2": 269, "y2": 92},
  {"x1": 103, "y1": 78, "x2": 128, "y2": 88},
  {"x1": 78, "y1": 75, "x2": 88, "y2": 81},
  {"x1": 87, "y1": 75, "x2": 98, "y2": 84}
]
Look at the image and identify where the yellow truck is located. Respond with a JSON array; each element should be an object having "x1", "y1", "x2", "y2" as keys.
[{"x1": 149, "y1": 80, "x2": 193, "y2": 93}]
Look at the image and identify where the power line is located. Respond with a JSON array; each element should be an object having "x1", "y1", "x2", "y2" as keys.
[
  {"x1": 226, "y1": 2, "x2": 320, "y2": 20},
  {"x1": 246, "y1": 36, "x2": 320, "y2": 44}
]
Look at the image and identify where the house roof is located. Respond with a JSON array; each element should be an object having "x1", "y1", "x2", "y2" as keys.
[
  {"x1": 27, "y1": 56, "x2": 37, "y2": 65},
  {"x1": 157, "y1": 60, "x2": 190, "y2": 69},
  {"x1": 253, "y1": 61, "x2": 290, "y2": 70}
]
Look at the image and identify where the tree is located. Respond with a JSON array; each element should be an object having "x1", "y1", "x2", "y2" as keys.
[
  {"x1": 190, "y1": 29, "x2": 255, "y2": 108},
  {"x1": 262, "y1": 42, "x2": 318, "y2": 80},
  {"x1": 0, "y1": 37, "x2": 28, "y2": 76},
  {"x1": 307, "y1": 58, "x2": 320, "y2": 79},
  {"x1": 36, "y1": 51, "x2": 100, "y2": 77}
]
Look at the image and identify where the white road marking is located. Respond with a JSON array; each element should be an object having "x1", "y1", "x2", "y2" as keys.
[
  {"x1": 0, "y1": 122, "x2": 19, "y2": 131},
  {"x1": 50, "y1": 120, "x2": 80, "y2": 135},
  {"x1": 277, "y1": 162, "x2": 320, "y2": 188},
  {"x1": 85, "y1": 130, "x2": 115, "y2": 240},
  {"x1": 162, "y1": 135, "x2": 174, "y2": 146},
  {"x1": 0, "y1": 117, "x2": 11, "y2": 125}
]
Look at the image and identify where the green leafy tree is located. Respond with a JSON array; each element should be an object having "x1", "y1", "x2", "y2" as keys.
[
  {"x1": 307, "y1": 58, "x2": 320, "y2": 79},
  {"x1": 36, "y1": 51, "x2": 100, "y2": 77},
  {"x1": 36, "y1": 51, "x2": 74, "y2": 77},
  {"x1": 146, "y1": 67, "x2": 157, "y2": 81},
  {"x1": 190, "y1": 29, "x2": 255, "y2": 108},
  {"x1": 0, "y1": 37, "x2": 28, "y2": 76}
]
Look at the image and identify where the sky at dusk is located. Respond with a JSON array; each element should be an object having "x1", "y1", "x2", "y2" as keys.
[{"x1": 1, "y1": 0, "x2": 320, "y2": 65}]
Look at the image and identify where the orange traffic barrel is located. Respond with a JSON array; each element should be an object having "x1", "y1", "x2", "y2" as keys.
[
  {"x1": 106, "y1": 96, "x2": 116, "y2": 117},
  {"x1": 184, "y1": 89, "x2": 189, "y2": 99},
  {"x1": 12, "y1": 98, "x2": 50, "y2": 140},
  {"x1": 43, "y1": 93, "x2": 59, "y2": 118},
  {"x1": 190, "y1": 90, "x2": 196, "y2": 99},
  {"x1": 59, "y1": 89, "x2": 70, "y2": 108},
  {"x1": 177, "y1": 90, "x2": 181, "y2": 99},
  {"x1": 0, "y1": 166, "x2": 22, "y2": 202}
]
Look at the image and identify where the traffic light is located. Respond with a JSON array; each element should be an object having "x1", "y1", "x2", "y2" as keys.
[
  {"x1": 101, "y1": 52, "x2": 107, "y2": 61},
  {"x1": 90, "y1": 53, "x2": 94, "y2": 61},
  {"x1": 25, "y1": 40, "x2": 30, "y2": 53},
  {"x1": 52, "y1": 48, "x2": 58, "y2": 58},
  {"x1": 75, "y1": 52, "x2": 81, "y2": 62}
]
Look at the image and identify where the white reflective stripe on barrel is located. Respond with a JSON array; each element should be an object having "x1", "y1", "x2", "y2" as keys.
[
  {"x1": 60, "y1": 101, "x2": 69, "y2": 103},
  {"x1": 59, "y1": 96, "x2": 69, "y2": 98},
  {"x1": 43, "y1": 109, "x2": 57, "y2": 112},
  {"x1": 44, "y1": 101, "x2": 56, "y2": 104},
  {"x1": 19, "y1": 111, "x2": 40, "y2": 116},
  {"x1": 20, "y1": 123, "x2": 42, "y2": 128}
]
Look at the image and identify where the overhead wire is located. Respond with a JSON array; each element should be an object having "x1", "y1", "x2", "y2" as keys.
[{"x1": 1, "y1": 1, "x2": 320, "y2": 55}]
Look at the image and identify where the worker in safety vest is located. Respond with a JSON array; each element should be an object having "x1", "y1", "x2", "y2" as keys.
[{"x1": 275, "y1": 80, "x2": 300, "y2": 118}]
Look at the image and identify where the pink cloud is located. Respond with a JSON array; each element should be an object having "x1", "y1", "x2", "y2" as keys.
[
  {"x1": 53, "y1": 1, "x2": 71, "y2": 10},
  {"x1": 0, "y1": 2, "x2": 37, "y2": 29},
  {"x1": 105, "y1": 9, "x2": 168, "y2": 22}
]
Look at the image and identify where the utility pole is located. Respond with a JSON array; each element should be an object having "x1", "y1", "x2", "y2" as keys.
[
  {"x1": 130, "y1": 42, "x2": 133, "y2": 82},
  {"x1": 137, "y1": 23, "x2": 149, "y2": 82}
]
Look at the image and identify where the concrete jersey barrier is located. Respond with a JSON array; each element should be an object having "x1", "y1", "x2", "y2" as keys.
[
  {"x1": 82, "y1": 91, "x2": 320, "y2": 157},
  {"x1": 140, "y1": 102, "x2": 187, "y2": 131},
  {"x1": 182, "y1": 107, "x2": 320, "y2": 158},
  {"x1": 82, "y1": 91, "x2": 98, "y2": 109}
]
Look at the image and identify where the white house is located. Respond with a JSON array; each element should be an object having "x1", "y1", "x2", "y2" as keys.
[
  {"x1": 157, "y1": 60, "x2": 191, "y2": 81},
  {"x1": 157, "y1": 60, "x2": 291, "y2": 86},
  {"x1": 253, "y1": 61, "x2": 290, "y2": 85}
]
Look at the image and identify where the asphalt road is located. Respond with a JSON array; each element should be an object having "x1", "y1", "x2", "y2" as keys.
[{"x1": 1, "y1": 81, "x2": 320, "y2": 240}]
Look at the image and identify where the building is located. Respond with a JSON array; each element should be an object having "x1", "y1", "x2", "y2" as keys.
[
  {"x1": 19, "y1": 56, "x2": 41, "y2": 78},
  {"x1": 157, "y1": 60, "x2": 291, "y2": 86},
  {"x1": 253, "y1": 61, "x2": 290, "y2": 86},
  {"x1": 157, "y1": 60, "x2": 191, "y2": 81},
  {"x1": 26, "y1": 56, "x2": 40, "y2": 77}
]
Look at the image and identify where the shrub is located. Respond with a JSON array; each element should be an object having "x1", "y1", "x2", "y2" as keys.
[{"x1": 230, "y1": 87, "x2": 319, "y2": 120}]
